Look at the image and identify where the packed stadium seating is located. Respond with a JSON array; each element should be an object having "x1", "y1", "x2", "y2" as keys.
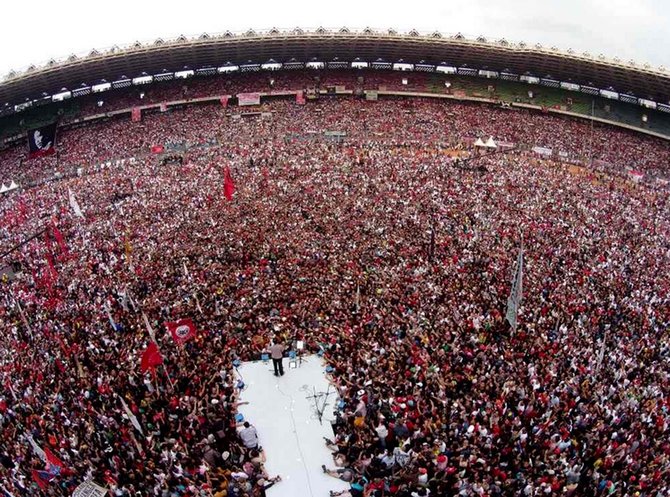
[{"x1": 1, "y1": 69, "x2": 670, "y2": 497}]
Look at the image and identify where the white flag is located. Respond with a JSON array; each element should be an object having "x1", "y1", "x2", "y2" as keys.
[
  {"x1": 118, "y1": 290, "x2": 129, "y2": 312},
  {"x1": 68, "y1": 189, "x2": 85, "y2": 219},
  {"x1": 104, "y1": 301, "x2": 117, "y2": 331},
  {"x1": 194, "y1": 293, "x2": 203, "y2": 315},
  {"x1": 25, "y1": 433, "x2": 46, "y2": 462},
  {"x1": 142, "y1": 312, "x2": 156, "y2": 341},
  {"x1": 118, "y1": 395, "x2": 143, "y2": 436},
  {"x1": 505, "y1": 246, "x2": 524, "y2": 331}
]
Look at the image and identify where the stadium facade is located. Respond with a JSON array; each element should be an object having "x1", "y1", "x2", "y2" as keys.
[{"x1": 1, "y1": 28, "x2": 669, "y2": 113}]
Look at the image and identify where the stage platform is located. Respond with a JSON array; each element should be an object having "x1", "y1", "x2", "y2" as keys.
[{"x1": 237, "y1": 354, "x2": 349, "y2": 497}]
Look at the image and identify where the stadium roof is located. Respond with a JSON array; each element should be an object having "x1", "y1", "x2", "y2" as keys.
[{"x1": 2, "y1": 28, "x2": 670, "y2": 107}]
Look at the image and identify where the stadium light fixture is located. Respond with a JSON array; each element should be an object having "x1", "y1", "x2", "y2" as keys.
[
  {"x1": 175, "y1": 69, "x2": 195, "y2": 79},
  {"x1": 560, "y1": 82, "x2": 580, "y2": 91},
  {"x1": 52, "y1": 90, "x2": 72, "y2": 102},
  {"x1": 478, "y1": 69, "x2": 499, "y2": 79},
  {"x1": 600, "y1": 89, "x2": 619, "y2": 99},
  {"x1": 92, "y1": 82, "x2": 111, "y2": 93},
  {"x1": 436, "y1": 65, "x2": 457, "y2": 74},
  {"x1": 639, "y1": 98, "x2": 657, "y2": 109},
  {"x1": 132, "y1": 75, "x2": 153, "y2": 85},
  {"x1": 393, "y1": 63, "x2": 414, "y2": 71},
  {"x1": 520, "y1": 75, "x2": 540, "y2": 84}
]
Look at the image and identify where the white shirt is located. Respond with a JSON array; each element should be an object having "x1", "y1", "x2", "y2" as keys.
[{"x1": 238, "y1": 426, "x2": 259, "y2": 448}]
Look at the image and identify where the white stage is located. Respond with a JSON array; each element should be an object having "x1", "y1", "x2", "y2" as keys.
[{"x1": 237, "y1": 355, "x2": 349, "y2": 497}]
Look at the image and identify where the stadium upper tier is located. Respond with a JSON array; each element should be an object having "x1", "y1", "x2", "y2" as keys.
[{"x1": 1, "y1": 28, "x2": 670, "y2": 115}]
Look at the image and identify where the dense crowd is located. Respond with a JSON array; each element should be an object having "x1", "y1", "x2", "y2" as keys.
[
  {"x1": 2, "y1": 72, "x2": 670, "y2": 186},
  {"x1": 1, "y1": 94, "x2": 670, "y2": 497}
]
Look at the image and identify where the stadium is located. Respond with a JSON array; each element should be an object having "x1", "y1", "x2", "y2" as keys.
[{"x1": 1, "y1": 24, "x2": 670, "y2": 497}]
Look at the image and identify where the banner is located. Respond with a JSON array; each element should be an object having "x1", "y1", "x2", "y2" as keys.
[
  {"x1": 237, "y1": 93, "x2": 261, "y2": 106},
  {"x1": 131, "y1": 107, "x2": 142, "y2": 122},
  {"x1": 532, "y1": 146, "x2": 553, "y2": 157},
  {"x1": 160, "y1": 102, "x2": 168, "y2": 112},
  {"x1": 365, "y1": 91, "x2": 378, "y2": 101},
  {"x1": 27, "y1": 123, "x2": 57, "y2": 159},
  {"x1": 150, "y1": 145, "x2": 165, "y2": 154},
  {"x1": 296, "y1": 91, "x2": 306, "y2": 105},
  {"x1": 220, "y1": 96, "x2": 229, "y2": 108},
  {"x1": 73, "y1": 480, "x2": 108, "y2": 497}
]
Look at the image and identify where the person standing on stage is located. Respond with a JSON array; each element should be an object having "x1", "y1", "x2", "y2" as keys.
[{"x1": 270, "y1": 339, "x2": 285, "y2": 377}]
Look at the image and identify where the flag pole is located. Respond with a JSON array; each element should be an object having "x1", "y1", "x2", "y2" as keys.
[
  {"x1": 14, "y1": 295, "x2": 34, "y2": 338},
  {"x1": 162, "y1": 363, "x2": 175, "y2": 391}
]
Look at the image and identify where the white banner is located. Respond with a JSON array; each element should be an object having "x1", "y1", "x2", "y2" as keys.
[
  {"x1": 73, "y1": 480, "x2": 108, "y2": 497},
  {"x1": 237, "y1": 93, "x2": 261, "y2": 106},
  {"x1": 532, "y1": 146, "x2": 553, "y2": 157}
]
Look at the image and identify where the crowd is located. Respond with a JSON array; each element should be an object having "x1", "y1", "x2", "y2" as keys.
[
  {"x1": 2, "y1": 87, "x2": 670, "y2": 189},
  {"x1": 0, "y1": 91, "x2": 669, "y2": 497}
]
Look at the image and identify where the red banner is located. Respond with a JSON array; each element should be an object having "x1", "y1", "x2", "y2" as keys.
[
  {"x1": 220, "y1": 96, "x2": 229, "y2": 108},
  {"x1": 296, "y1": 91, "x2": 306, "y2": 105},
  {"x1": 151, "y1": 145, "x2": 164, "y2": 154},
  {"x1": 131, "y1": 107, "x2": 142, "y2": 122}
]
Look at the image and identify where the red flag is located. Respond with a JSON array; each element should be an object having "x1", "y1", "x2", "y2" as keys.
[
  {"x1": 165, "y1": 318, "x2": 196, "y2": 344},
  {"x1": 45, "y1": 252, "x2": 58, "y2": 282},
  {"x1": 151, "y1": 145, "x2": 164, "y2": 154},
  {"x1": 44, "y1": 447, "x2": 66, "y2": 472},
  {"x1": 131, "y1": 107, "x2": 142, "y2": 122},
  {"x1": 140, "y1": 341, "x2": 163, "y2": 373},
  {"x1": 224, "y1": 167, "x2": 235, "y2": 201},
  {"x1": 51, "y1": 221, "x2": 68, "y2": 256},
  {"x1": 44, "y1": 229, "x2": 53, "y2": 253},
  {"x1": 220, "y1": 96, "x2": 229, "y2": 108},
  {"x1": 32, "y1": 469, "x2": 51, "y2": 490}
]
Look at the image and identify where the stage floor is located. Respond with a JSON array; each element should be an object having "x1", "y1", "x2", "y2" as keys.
[{"x1": 237, "y1": 355, "x2": 349, "y2": 497}]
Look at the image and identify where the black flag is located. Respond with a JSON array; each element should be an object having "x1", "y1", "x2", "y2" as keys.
[{"x1": 27, "y1": 123, "x2": 57, "y2": 159}]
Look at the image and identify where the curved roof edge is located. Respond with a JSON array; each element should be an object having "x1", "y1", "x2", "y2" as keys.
[{"x1": 1, "y1": 28, "x2": 669, "y2": 105}]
